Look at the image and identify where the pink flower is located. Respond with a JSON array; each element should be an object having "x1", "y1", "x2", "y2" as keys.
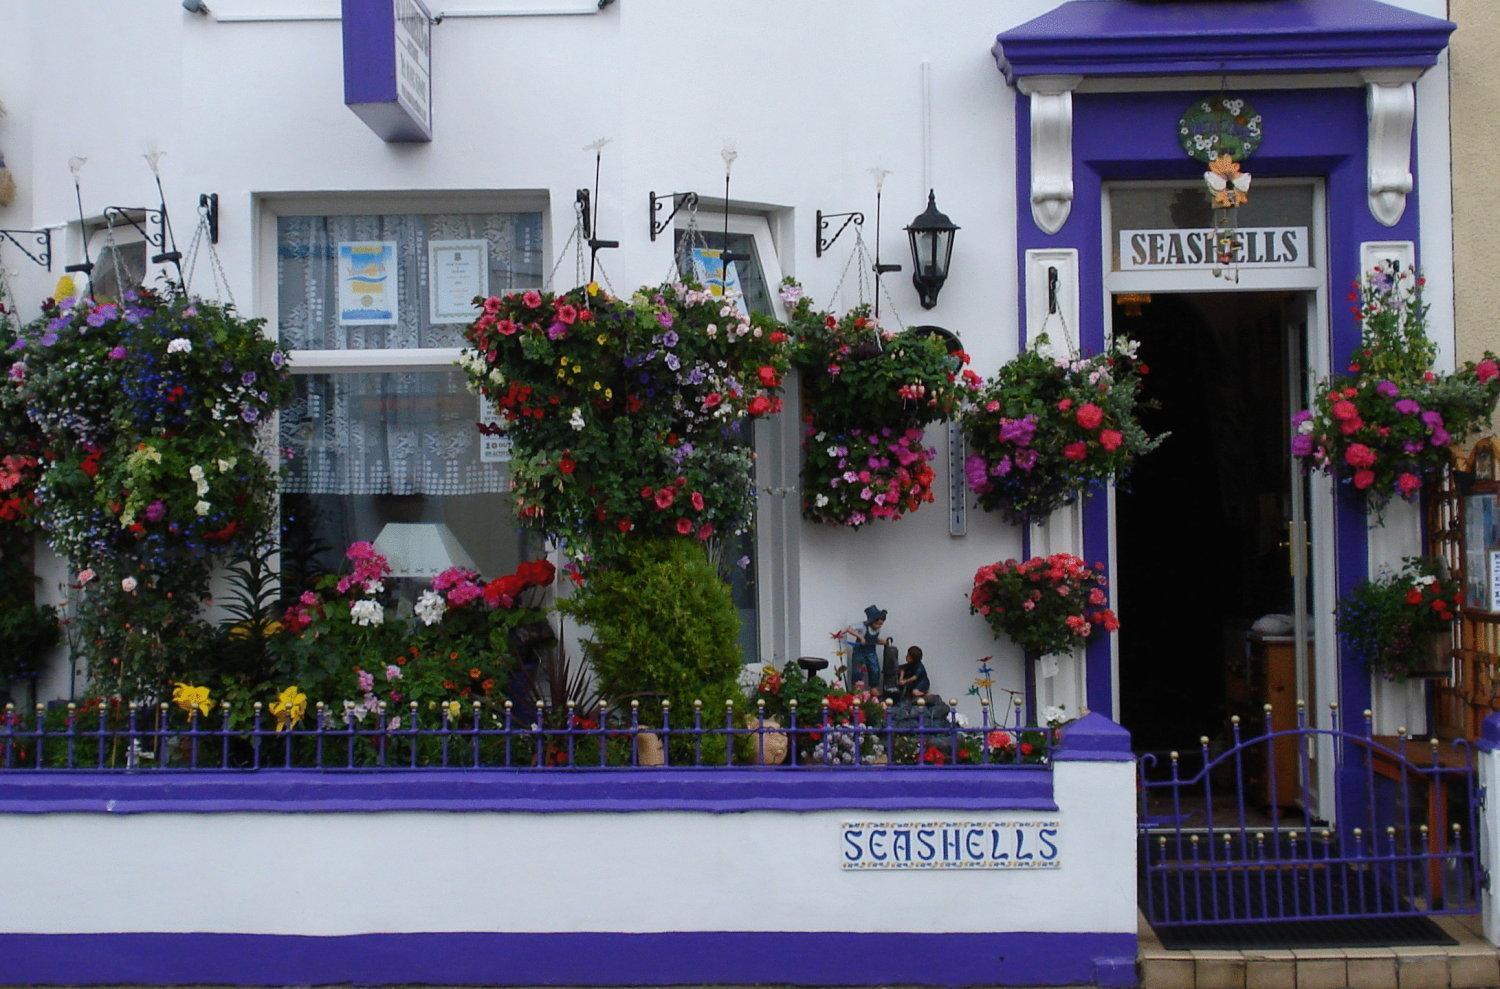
[
  {"x1": 77, "y1": 568, "x2": 95, "y2": 585},
  {"x1": 522, "y1": 290, "x2": 543, "y2": 309},
  {"x1": 299, "y1": 591, "x2": 318, "y2": 607},
  {"x1": 496, "y1": 319, "x2": 518, "y2": 336},
  {"x1": 1478, "y1": 359, "x2": 1499, "y2": 384},
  {"x1": 1353, "y1": 469, "x2": 1376, "y2": 490},
  {"x1": 555, "y1": 303, "x2": 578, "y2": 325},
  {"x1": 1331, "y1": 400, "x2": 1360, "y2": 421},
  {"x1": 1397, "y1": 472, "x2": 1422, "y2": 497},
  {"x1": 1062, "y1": 441, "x2": 1088, "y2": 462}
]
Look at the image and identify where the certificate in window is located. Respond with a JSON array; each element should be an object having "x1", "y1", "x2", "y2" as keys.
[
  {"x1": 429, "y1": 239, "x2": 490, "y2": 324},
  {"x1": 338, "y1": 241, "x2": 399, "y2": 325}
]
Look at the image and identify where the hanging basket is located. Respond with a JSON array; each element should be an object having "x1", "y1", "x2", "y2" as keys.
[{"x1": 1414, "y1": 632, "x2": 1454, "y2": 678}]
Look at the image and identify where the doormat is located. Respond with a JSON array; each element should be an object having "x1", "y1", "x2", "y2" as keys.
[{"x1": 1154, "y1": 915, "x2": 1457, "y2": 951}]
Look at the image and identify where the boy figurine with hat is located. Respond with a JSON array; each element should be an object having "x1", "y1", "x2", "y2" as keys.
[{"x1": 839, "y1": 606, "x2": 891, "y2": 692}]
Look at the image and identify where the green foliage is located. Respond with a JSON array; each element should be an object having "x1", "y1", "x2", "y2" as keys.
[
  {"x1": 1338, "y1": 556, "x2": 1458, "y2": 679},
  {"x1": 564, "y1": 538, "x2": 742, "y2": 725}
]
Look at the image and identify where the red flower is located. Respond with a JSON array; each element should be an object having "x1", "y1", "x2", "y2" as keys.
[
  {"x1": 617, "y1": 518, "x2": 632, "y2": 533},
  {"x1": 640, "y1": 486, "x2": 654, "y2": 499},
  {"x1": 496, "y1": 319, "x2": 518, "y2": 336},
  {"x1": 522, "y1": 290, "x2": 543, "y2": 309},
  {"x1": 922, "y1": 745, "x2": 948, "y2": 766},
  {"x1": 654, "y1": 487, "x2": 676, "y2": 509},
  {"x1": 748, "y1": 395, "x2": 772, "y2": 416},
  {"x1": 703, "y1": 392, "x2": 722, "y2": 409},
  {"x1": 1479, "y1": 359, "x2": 1499, "y2": 384},
  {"x1": 1075, "y1": 403, "x2": 1104, "y2": 430},
  {"x1": 696, "y1": 523, "x2": 713, "y2": 541},
  {"x1": 516, "y1": 559, "x2": 556, "y2": 588},
  {"x1": 757, "y1": 366, "x2": 779, "y2": 387},
  {"x1": 1353, "y1": 469, "x2": 1376, "y2": 490},
  {"x1": 483, "y1": 574, "x2": 526, "y2": 608},
  {"x1": 559, "y1": 456, "x2": 576, "y2": 476},
  {"x1": 1057, "y1": 398, "x2": 1074, "y2": 412},
  {"x1": 1099, "y1": 429, "x2": 1123, "y2": 452},
  {"x1": 1344, "y1": 443, "x2": 1377, "y2": 469},
  {"x1": 554, "y1": 303, "x2": 578, "y2": 324},
  {"x1": 1062, "y1": 441, "x2": 1088, "y2": 462},
  {"x1": 690, "y1": 491, "x2": 705, "y2": 511},
  {"x1": 1332, "y1": 400, "x2": 1360, "y2": 422},
  {"x1": 675, "y1": 517, "x2": 693, "y2": 535}
]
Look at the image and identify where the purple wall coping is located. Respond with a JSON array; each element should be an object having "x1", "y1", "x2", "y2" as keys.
[
  {"x1": 1053, "y1": 711, "x2": 1132, "y2": 762},
  {"x1": 994, "y1": 0, "x2": 1455, "y2": 83},
  {"x1": 0, "y1": 767, "x2": 1060, "y2": 815},
  {"x1": 0, "y1": 931, "x2": 1140, "y2": 988},
  {"x1": 1479, "y1": 712, "x2": 1500, "y2": 753}
]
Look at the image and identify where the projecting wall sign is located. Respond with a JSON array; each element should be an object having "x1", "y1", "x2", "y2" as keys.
[
  {"x1": 1119, "y1": 226, "x2": 1309, "y2": 271},
  {"x1": 841, "y1": 820, "x2": 1060, "y2": 870},
  {"x1": 342, "y1": 0, "x2": 433, "y2": 143}
]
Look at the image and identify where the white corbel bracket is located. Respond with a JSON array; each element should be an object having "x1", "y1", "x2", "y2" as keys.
[
  {"x1": 1018, "y1": 75, "x2": 1082, "y2": 235},
  {"x1": 1361, "y1": 69, "x2": 1421, "y2": 228}
]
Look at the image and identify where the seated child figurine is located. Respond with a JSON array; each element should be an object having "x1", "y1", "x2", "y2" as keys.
[{"x1": 897, "y1": 645, "x2": 930, "y2": 700}]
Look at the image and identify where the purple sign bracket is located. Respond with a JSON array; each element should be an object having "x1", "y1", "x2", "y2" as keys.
[{"x1": 342, "y1": 0, "x2": 433, "y2": 142}]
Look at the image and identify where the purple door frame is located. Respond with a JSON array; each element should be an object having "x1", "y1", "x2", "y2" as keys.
[{"x1": 1012, "y1": 87, "x2": 1422, "y2": 823}]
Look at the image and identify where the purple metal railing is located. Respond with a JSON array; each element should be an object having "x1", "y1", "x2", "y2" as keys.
[
  {"x1": 0, "y1": 696, "x2": 1053, "y2": 772},
  {"x1": 1138, "y1": 701, "x2": 1483, "y2": 926}
]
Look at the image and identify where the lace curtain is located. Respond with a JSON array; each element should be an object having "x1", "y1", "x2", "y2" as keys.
[{"x1": 277, "y1": 211, "x2": 542, "y2": 496}]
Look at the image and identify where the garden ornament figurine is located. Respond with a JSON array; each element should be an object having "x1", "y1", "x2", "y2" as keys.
[{"x1": 839, "y1": 606, "x2": 890, "y2": 691}]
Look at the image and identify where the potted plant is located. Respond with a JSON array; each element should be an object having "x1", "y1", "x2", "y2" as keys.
[
  {"x1": 959, "y1": 334, "x2": 1160, "y2": 524},
  {"x1": 969, "y1": 554, "x2": 1119, "y2": 658},
  {"x1": 1293, "y1": 264, "x2": 1500, "y2": 512},
  {"x1": 1337, "y1": 557, "x2": 1458, "y2": 679}
]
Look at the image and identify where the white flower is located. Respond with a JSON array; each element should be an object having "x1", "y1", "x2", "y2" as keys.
[
  {"x1": 1043, "y1": 705, "x2": 1068, "y2": 727},
  {"x1": 827, "y1": 446, "x2": 839, "y2": 457},
  {"x1": 189, "y1": 465, "x2": 205, "y2": 482},
  {"x1": 166, "y1": 338, "x2": 192, "y2": 354},
  {"x1": 350, "y1": 599, "x2": 384, "y2": 627},
  {"x1": 568, "y1": 407, "x2": 586, "y2": 431},
  {"x1": 415, "y1": 589, "x2": 447, "y2": 626},
  {"x1": 120, "y1": 577, "x2": 138, "y2": 593},
  {"x1": 1297, "y1": 420, "x2": 1314, "y2": 435},
  {"x1": 217, "y1": 458, "x2": 236, "y2": 472},
  {"x1": 815, "y1": 494, "x2": 830, "y2": 508},
  {"x1": 193, "y1": 499, "x2": 210, "y2": 516}
]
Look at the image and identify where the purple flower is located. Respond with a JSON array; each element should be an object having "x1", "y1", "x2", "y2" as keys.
[
  {"x1": 241, "y1": 371, "x2": 257, "y2": 386},
  {"x1": 1376, "y1": 380, "x2": 1400, "y2": 398},
  {"x1": 964, "y1": 455, "x2": 990, "y2": 490},
  {"x1": 183, "y1": 306, "x2": 198, "y2": 317},
  {"x1": 999, "y1": 415, "x2": 1038, "y2": 447},
  {"x1": 1291, "y1": 409, "x2": 1312, "y2": 427},
  {"x1": 108, "y1": 346, "x2": 128, "y2": 360},
  {"x1": 47, "y1": 316, "x2": 68, "y2": 332},
  {"x1": 270, "y1": 351, "x2": 286, "y2": 368},
  {"x1": 990, "y1": 456, "x2": 1013, "y2": 477},
  {"x1": 662, "y1": 330, "x2": 679, "y2": 348},
  {"x1": 1431, "y1": 427, "x2": 1451, "y2": 446},
  {"x1": 1014, "y1": 449, "x2": 1039, "y2": 471},
  {"x1": 1395, "y1": 398, "x2": 1420, "y2": 415},
  {"x1": 145, "y1": 500, "x2": 167, "y2": 522},
  {"x1": 656, "y1": 310, "x2": 674, "y2": 329},
  {"x1": 665, "y1": 354, "x2": 681, "y2": 372},
  {"x1": 686, "y1": 367, "x2": 705, "y2": 385},
  {"x1": 6, "y1": 363, "x2": 24, "y2": 382},
  {"x1": 1404, "y1": 440, "x2": 1425, "y2": 455},
  {"x1": 1421, "y1": 410, "x2": 1445, "y2": 430},
  {"x1": 6, "y1": 338, "x2": 24, "y2": 351},
  {"x1": 123, "y1": 289, "x2": 139, "y2": 303},
  {"x1": 546, "y1": 322, "x2": 568, "y2": 341},
  {"x1": 241, "y1": 407, "x2": 260, "y2": 423},
  {"x1": 736, "y1": 555, "x2": 751, "y2": 570},
  {"x1": 39, "y1": 332, "x2": 58, "y2": 347},
  {"x1": 1291, "y1": 434, "x2": 1314, "y2": 457},
  {"x1": 123, "y1": 307, "x2": 148, "y2": 325}
]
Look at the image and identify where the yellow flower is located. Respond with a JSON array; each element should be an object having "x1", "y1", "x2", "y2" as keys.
[
  {"x1": 586, "y1": 281, "x2": 600, "y2": 297},
  {"x1": 596, "y1": 333, "x2": 608, "y2": 346},
  {"x1": 270, "y1": 685, "x2": 308, "y2": 732},
  {"x1": 444, "y1": 700, "x2": 463, "y2": 723},
  {"x1": 592, "y1": 381, "x2": 602, "y2": 391},
  {"x1": 53, "y1": 274, "x2": 77, "y2": 300},
  {"x1": 171, "y1": 682, "x2": 214, "y2": 718},
  {"x1": 604, "y1": 388, "x2": 613, "y2": 401}
]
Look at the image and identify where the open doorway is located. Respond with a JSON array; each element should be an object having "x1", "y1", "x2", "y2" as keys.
[{"x1": 1116, "y1": 291, "x2": 1307, "y2": 755}]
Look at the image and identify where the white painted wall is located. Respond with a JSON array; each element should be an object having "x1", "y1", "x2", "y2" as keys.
[
  {"x1": 0, "y1": 759, "x2": 1134, "y2": 935},
  {"x1": 0, "y1": 0, "x2": 1456, "y2": 730}
]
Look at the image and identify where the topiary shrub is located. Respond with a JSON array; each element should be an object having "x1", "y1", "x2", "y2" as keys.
[{"x1": 564, "y1": 538, "x2": 742, "y2": 746}]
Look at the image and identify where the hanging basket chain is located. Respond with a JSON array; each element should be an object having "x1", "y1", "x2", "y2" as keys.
[
  {"x1": 100, "y1": 211, "x2": 130, "y2": 300},
  {"x1": 544, "y1": 199, "x2": 584, "y2": 293}
]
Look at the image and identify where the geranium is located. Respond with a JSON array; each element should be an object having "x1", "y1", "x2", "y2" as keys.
[
  {"x1": 970, "y1": 554, "x2": 1118, "y2": 657},
  {"x1": 1293, "y1": 265, "x2": 1500, "y2": 509},
  {"x1": 1337, "y1": 557, "x2": 1459, "y2": 679},
  {"x1": 959, "y1": 334, "x2": 1160, "y2": 523}
]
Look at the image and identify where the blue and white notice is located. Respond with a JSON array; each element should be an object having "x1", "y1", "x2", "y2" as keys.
[{"x1": 841, "y1": 820, "x2": 1060, "y2": 870}]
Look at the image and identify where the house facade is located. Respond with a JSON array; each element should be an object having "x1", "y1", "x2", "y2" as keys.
[{"x1": 0, "y1": 1, "x2": 1481, "y2": 986}]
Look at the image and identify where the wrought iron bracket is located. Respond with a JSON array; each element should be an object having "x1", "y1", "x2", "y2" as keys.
[
  {"x1": 102, "y1": 205, "x2": 167, "y2": 249},
  {"x1": 198, "y1": 192, "x2": 219, "y2": 244},
  {"x1": 649, "y1": 190, "x2": 698, "y2": 242},
  {"x1": 816, "y1": 210, "x2": 863, "y2": 258},
  {"x1": 0, "y1": 228, "x2": 53, "y2": 271}
]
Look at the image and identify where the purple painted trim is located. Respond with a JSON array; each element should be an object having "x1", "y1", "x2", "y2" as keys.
[
  {"x1": 1478, "y1": 712, "x2": 1500, "y2": 753},
  {"x1": 0, "y1": 767, "x2": 1058, "y2": 815},
  {"x1": 0, "y1": 931, "x2": 1139, "y2": 987},
  {"x1": 1055, "y1": 711, "x2": 1132, "y2": 762},
  {"x1": 341, "y1": 0, "x2": 432, "y2": 142},
  {"x1": 994, "y1": 0, "x2": 1454, "y2": 83}
]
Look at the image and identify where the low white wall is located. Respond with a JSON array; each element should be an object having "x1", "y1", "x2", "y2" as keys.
[{"x1": 0, "y1": 759, "x2": 1134, "y2": 937}]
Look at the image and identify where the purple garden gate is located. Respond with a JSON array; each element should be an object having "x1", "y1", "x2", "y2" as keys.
[{"x1": 1137, "y1": 704, "x2": 1483, "y2": 928}]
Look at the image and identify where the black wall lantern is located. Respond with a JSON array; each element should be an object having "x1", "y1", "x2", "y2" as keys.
[{"x1": 905, "y1": 189, "x2": 958, "y2": 309}]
